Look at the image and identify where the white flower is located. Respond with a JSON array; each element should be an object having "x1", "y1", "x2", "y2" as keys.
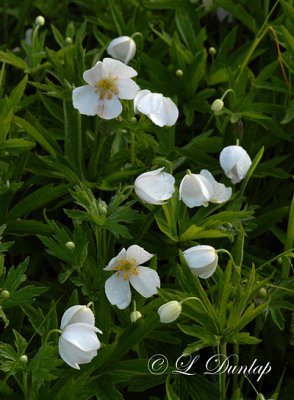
[
  {"x1": 183, "y1": 245, "x2": 218, "y2": 279},
  {"x1": 107, "y1": 36, "x2": 136, "y2": 64},
  {"x1": 134, "y1": 167, "x2": 175, "y2": 205},
  {"x1": 158, "y1": 301, "x2": 182, "y2": 323},
  {"x1": 104, "y1": 245, "x2": 160, "y2": 309},
  {"x1": 179, "y1": 171, "x2": 212, "y2": 208},
  {"x1": 134, "y1": 89, "x2": 179, "y2": 127},
  {"x1": 58, "y1": 305, "x2": 102, "y2": 369},
  {"x1": 211, "y1": 99, "x2": 224, "y2": 113},
  {"x1": 219, "y1": 145, "x2": 252, "y2": 184},
  {"x1": 199, "y1": 169, "x2": 232, "y2": 204},
  {"x1": 72, "y1": 58, "x2": 140, "y2": 119},
  {"x1": 130, "y1": 310, "x2": 142, "y2": 323}
]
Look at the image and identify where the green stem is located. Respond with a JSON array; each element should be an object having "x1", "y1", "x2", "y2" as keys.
[
  {"x1": 219, "y1": 342, "x2": 227, "y2": 400},
  {"x1": 281, "y1": 194, "x2": 294, "y2": 278},
  {"x1": 131, "y1": 130, "x2": 136, "y2": 165}
]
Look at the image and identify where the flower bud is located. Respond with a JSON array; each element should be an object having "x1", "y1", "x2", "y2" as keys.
[
  {"x1": 129, "y1": 116, "x2": 137, "y2": 125},
  {"x1": 256, "y1": 394, "x2": 265, "y2": 400},
  {"x1": 208, "y1": 47, "x2": 216, "y2": 56},
  {"x1": 65, "y1": 241, "x2": 75, "y2": 250},
  {"x1": 107, "y1": 36, "x2": 136, "y2": 64},
  {"x1": 130, "y1": 310, "x2": 142, "y2": 323},
  {"x1": 0, "y1": 290, "x2": 10, "y2": 300},
  {"x1": 158, "y1": 301, "x2": 182, "y2": 323},
  {"x1": 176, "y1": 69, "x2": 184, "y2": 77},
  {"x1": 211, "y1": 99, "x2": 224, "y2": 113},
  {"x1": 65, "y1": 37, "x2": 73, "y2": 45},
  {"x1": 258, "y1": 288, "x2": 268, "y2": 299},
  {"x1": 219, "y1": 145, "x2": 252, "y2": 184},
  {"x1": 35, "y1": 16, "x2": 45, "y2": 26},
  {"x1": 134, "y1": 167, "x2": 175, "y2": 205},
  {"x1": 19, "y1": 355, "x2": 28, "y2": 364},
  {"x1": 183, "y1": 245, "x2": 218, "y2": 279},
  {"x1": 97, "y1": 199, "x2": 107, "y2": 215}
]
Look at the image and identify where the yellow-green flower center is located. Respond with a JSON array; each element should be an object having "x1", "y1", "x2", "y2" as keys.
[
  {"x1": 95, "y1": 78, "x2": 118, "y2": 100},
  {"x1": 114, "y1": 258, "x2": 138, "y2": 280}
]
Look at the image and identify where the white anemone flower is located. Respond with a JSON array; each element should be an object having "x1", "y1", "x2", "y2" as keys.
[
  {"x1": 199, "y1": 169, "x2": 232, "y2": 203},
  {"x1": 107, "y1": 36, "x2": 136, "y2": 64},
  {"x1": 134, "y1": 167, "x2": 175, "y2": 205},
  {"x1": 72, "y1": 58, "x2": 140, "y2": 119},
  {"x1": 58, "y1": 305, "x2": 102, "y2": 369},
  {"x1": 219, "y1": 145, "x2": 252, "y2": 184},
  {"x1": 158, "y1": 301, "x2": 182, "y2": 323},
  {"x1": 134, "y1": 89, "x2": 179, "y2": 127},
  {"x1": 183, "y1": 245, "x2": 218, "y2": 279},
  {"x1": 179, "y1": 171, "x2": 213, "y2": 208},
  {"x1": 104, "y1": 245, "x2": 160, "y2": 309}
]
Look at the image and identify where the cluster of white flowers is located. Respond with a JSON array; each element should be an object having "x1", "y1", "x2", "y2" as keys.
[{"x1": 72, "y1": 36, "x2": 178, "y2": 127}]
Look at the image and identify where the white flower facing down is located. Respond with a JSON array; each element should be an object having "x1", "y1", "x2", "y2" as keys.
[
  {"x1": 179, "y1": 170, "x2": 231, "y2": 208},
  {"x1": 183, "y1": 245, "x2": 218, "y2": 279},
  {"x1": 104, "y1": 245, "x2": 160, "y2": 309},
  {"x1": 158, "y1": 301, "x2": 182, "y2": 323},
  {"x1": 134, "y1": 89, "x2": 179, "y2": 127},
  {"x1": 219, "y1": 145, "x2": 252, "y2": 184},
  {"x1": 58, "y1": 305, "x2": 102, "y2": 370},
  {"x1": 134, "y1": 167, "x2": 175, "y2": 205},
  {"x1": 107, "y1": 36, "x2": 136, "y2": 64},
  {"x1": 72, "y1": 58, "x2": 140, "y2": 119}
]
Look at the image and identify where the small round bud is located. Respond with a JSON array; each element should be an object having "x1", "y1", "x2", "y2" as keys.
[
  {"x1": 65, "y1": 37, "x2": 73, "y2": 45},
  {"x1": 258, "y1": 288, "x2": 268, "y2": 299},
  {"x1": 35, "y1": 16, "x2": 45, "y2": 26},
  {"x1": 19, "y1": 355, "x2": 28, "y2": 364},
  {"x1": 0, "y1": 290, "x2": 10, "y2": 300},
  {"x1": 211, "y1": 99, "x2": 224, "y2": 113},
  {"x1": 277, "y1": 257, "x2": 283, "y2": 265},
  {"x1": 130, "y1": 310, "x2": 142, "y2": 323},
  {"x1": 158, "y1": 301, "x2": 182, "y2": 323},
  {"x1": 175, "y1": 69, "x2": 184, "y2": 77},
  {"x1": 129, "y1": 116, "x2": 137, "y2": 125},
  {"x1": 97, "y1": 200, "x2": 107, "y2": 215},
  {"x1": 65, "y1": 241, "x2": 75, "y2": 250},
  {"x1": 209, "y1": 47, "x2": 217, "y2": 56},
  {"x1": 256, "y1": 394, "x2": 265, "y2": 400}
]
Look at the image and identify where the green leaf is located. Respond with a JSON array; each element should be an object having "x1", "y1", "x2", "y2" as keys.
[
  {"x1": 175, "y1": 8, "x2": 197, "y2": 53},
  {"x1": 166, "y1": 375, "x2": 181, "y2": 400},
  {"x1": 0, "y1": 51, "x2": 29, "y2": 72}
]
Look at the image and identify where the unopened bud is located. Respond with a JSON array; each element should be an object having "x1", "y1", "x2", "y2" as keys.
[
  {"x1": 209, "y1": 47, "x2": 216, "y2": 56},
  {"x1": 65, "y1": 37, "x2": 73, "y2": 45},
  {"x1": 35, "y1": 16, "x2": 45, "y2": 26},
  {"x1": 158, "y1": 301, "x2": 182, "y2": 323},
  {"x1": 97, "y1": 200, "x2": 107, "y2": 215},
  {"x1": 65, "y1": 241, "x2": 75, "y2": 250},
  {"x1": 129, "y1": 116, "x2": 137, "y2": 125},
  {"x1": 0, "y1": 290, "x2": 10, "y2": 300},
  {"x1": 256, "y1": 394, "x2": 265, "y2": 400},
  {"x1": 176, "y1": 69, "x2": 184, "y2": 77},
  {"x1": 277, "y1": 257, "x2": 283, "y2": 265},
  {"x1": 211, "y1": 99, "x2": 224, "y2": 113},
  {"x1": 130, "y1": 310, "x2": 142, "y2": 323},
  {"x1": 19, "y1": 355, "x2": 28, "y2": 364},
  {"x1": 258, "y1": 288, "x2": 268, "y2": 299}
]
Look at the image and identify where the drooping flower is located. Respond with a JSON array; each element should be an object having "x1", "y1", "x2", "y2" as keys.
[
  {"x1": 107, "y1": 36, "x2": 136, "y2": 64},
  {"x1": 179, "y1": 171, "x2": 212, "y2": 208},
  {"x1": 158, "y1": 301, "x2": 182, "y2": 323},
  {"x1": 219, "y1": 145, "x2": 252, "y2": 184},
  {"x1": 134, "y1": 89, "x2": 179, "y2": 127},
  {"x1": 104, "y1": 245, "x2": 160, "y2": 309},
  {"x1": 58, "y1": 305, "x2": 102, "y2": 369},
  {"x1": 72, "y1": 58, "x2": 140, "y2": 119},
  {"x1": 199, "y1": 169, "x2": 232, "y2": 204},
  {"x1": 134, "y1": 167, "x2": 175, "y2": 205},
  {"x1": 183, "y1": 245, "x2": 218, "y2": 279}
]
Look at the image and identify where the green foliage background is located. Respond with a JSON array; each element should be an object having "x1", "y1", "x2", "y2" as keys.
[{"x1": 0, "y1": 0, "x2": 293, "y2": 399}]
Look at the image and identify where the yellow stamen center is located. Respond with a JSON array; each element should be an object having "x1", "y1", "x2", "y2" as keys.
[
  {"x1": 114, "y1": 258, "x2": 138, "y2": 280},
  {"x1": 95, "y1": 78, "x2": 118, "y2": 100}
]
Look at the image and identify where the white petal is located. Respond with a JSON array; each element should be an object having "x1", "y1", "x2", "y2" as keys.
[
  {"x1": 104, "y1": 274, "x2": 132, "y2": 309},
  {"x1": 126, "y1": 245, "x2": 153, "y2": 265},
  {"x1": 220, "y1": 146, "x2": 243, "y2": 172},
  {"x1": 116, "y1": 78, "x2": 140, "y2": 99},
  {"x1": 61, "y1": 323, "x2": 101, "y2": 351},
  {"x1": 135, "y1": 92, "x2": 163, "y2": 115},
  {"x1": 134, "y1": 169, "x2": 175, "y2": 205},
  {"x1": 183, "y1": 245, "x2": 218, "y2": 277},
  {"x1": 179, "y1": 174, "x2": 212, "y2": 208},
  {"x1": 83, "y1": 62, "x2": 104, "y2": 85},
  {"x1": 60, "y1": 305, "x2": 95, "y2": 330},
  {"x1": 107, "y1": 36, "x2": 136, "y2": 64},
  {"x1": 102, "y1": 57, "x2": 137, "y2": 78},
  {"x1": 134, "y1": 89, "x2": 151, "y2": 113},
  {"x1": 149, "y1": 97, "x2": 178, "y2": 127},
  {"x1": 72, "y1": 85, "x2": 99, "y2": 116},
  {"x1": 104, "y1": 248, "x2": 127, "y2": 271},
  {"x1": 200, "y1": 169, "x2": 232, "y2": 204},
  {"x1": 96, "y1": 95, "x2": 122, "y2": 119},
  {"x1": 129, "y1": 266, "x2": 160, "y2": 297}
]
